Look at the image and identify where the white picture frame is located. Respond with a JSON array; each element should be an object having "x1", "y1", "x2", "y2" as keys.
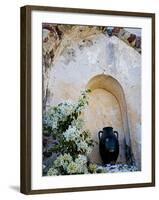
[{"x1": 20, "y1": 5, "x2": 155, "y2": 194}]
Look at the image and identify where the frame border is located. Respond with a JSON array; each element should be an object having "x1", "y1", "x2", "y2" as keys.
[{"x1": 20, "y1": 5, "x2": 155, "y2": 195}]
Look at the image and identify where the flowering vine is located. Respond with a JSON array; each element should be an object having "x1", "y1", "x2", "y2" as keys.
[{"x1": 43, "y1": 89, "x2": 106, "y2": 175}]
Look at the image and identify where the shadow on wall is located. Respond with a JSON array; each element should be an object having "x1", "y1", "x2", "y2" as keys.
[{"x1": 86, "y1": 74, "x2": 135, "y2": 165}]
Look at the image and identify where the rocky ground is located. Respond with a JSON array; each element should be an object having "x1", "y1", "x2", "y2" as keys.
[{"x1": 103, "y1": 164, "x2": 138, "y2": 173}]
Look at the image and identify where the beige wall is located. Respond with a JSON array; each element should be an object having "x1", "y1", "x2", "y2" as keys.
[
  {"x1": 84, "y1": 89, "x2": 125, "y2": 164},
  {"x1": 44, "y1": 29, "x2": 141, "y2": 169}
]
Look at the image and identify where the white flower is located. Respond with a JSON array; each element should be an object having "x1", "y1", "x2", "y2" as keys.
[
  {"x1": 88, "y1": 163, "x2": 97, "y2": 173},
  {"x1": 59, "y1": 101, "x2": 74, "y2": 117},
  {"x1": 52, "y1": 120, "x2": 58, "y2": 129},
  {"x1": 74, "y1": 155, "x2": 88, "y2": 173},
  {"x1": 54, "y1": 153, "x2": 72, "y2": 169},
  {"x1": 77, "y1": 141, "x2": 88, "y2": 151},
  {"x1": 75, "y1": 154, "x2": 87, "y2": 166},
  {"x1": 43, "y1": 89, "x2": 98, "y2": 176},
  {"x1": 62, "y1": 153, "x2": 73, "y2": 164},
  {"x1": 47, "y1": 168, "x2": 59, "y2": 176},
  {"x1": 76, "y1": 140, "x2": 93, "y2": 155},
  {"x1": 54, "y1": 155, "x2": 64, "y2": 167},
  {"x1": 67, "y1": 161, "x2": 79, "y2": 174},
  {"x1": 83, "y1": 167, "x2": 89, "y2": 174},
  {"x1": 63, "y1": 125, "x2": 79, "y2": 141},
  {"x1": 71, "y1": 118, "x2": 84, "y2": 130}
]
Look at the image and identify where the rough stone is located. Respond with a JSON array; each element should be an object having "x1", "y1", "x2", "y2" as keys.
[{"x1": 42, "y1": 25, "x2": 141, "y2": 170}]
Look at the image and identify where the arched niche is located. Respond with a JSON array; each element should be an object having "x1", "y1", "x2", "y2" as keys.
[{"x1": 85, "y1": 74, "x2": 134, "y2": 165}]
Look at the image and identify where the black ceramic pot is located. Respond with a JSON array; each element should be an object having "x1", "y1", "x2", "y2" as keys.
[{"x1": 98, "y1": 127, "x2": 119, "y2": 164}]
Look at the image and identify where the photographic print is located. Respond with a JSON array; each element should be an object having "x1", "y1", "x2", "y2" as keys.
[
  {"x1": 42, "y1": 24, "x2": 141, "y2": 176},
  {"x1": 21, "y1": 6, "x2": 155, "y2": 194}
]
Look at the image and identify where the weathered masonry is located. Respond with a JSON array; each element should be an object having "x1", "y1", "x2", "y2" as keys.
[{"x1": 43, "y1": 25, "x2": 141, "y2": 169}]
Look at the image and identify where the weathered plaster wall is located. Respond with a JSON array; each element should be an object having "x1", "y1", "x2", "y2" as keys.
[
  {"x1": 84, "y1": 89, "x2": 125, "y2": 164},
  {"x1": 86, "y1": 74, "x2": 132, "y2": 164},
  {"x1": 43, "y1": 26, "x2": 141, "y2": 169}
]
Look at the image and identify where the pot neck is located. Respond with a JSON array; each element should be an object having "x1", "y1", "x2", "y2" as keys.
[{"x1": 103, "y1": 127, "x2": 113, "y2": 134}]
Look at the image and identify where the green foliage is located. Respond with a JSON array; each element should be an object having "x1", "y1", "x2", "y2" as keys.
[{"x1": 43, "y1": 89, "x2": 106, "y2": 175}]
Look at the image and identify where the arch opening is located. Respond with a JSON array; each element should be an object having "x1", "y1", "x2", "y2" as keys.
[{"x1": 85, "y1": 74, "x2": 134, "y2": 165}]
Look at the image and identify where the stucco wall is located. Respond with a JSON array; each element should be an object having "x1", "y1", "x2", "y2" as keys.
[
  {"x1": 43, "y1": 28, "x2": 141, "y2": 169},
  {"x1": 84, "y1": 89, "x2": 125, "y2": 164}
]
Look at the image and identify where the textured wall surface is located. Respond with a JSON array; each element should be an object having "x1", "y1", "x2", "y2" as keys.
[
  {"x1": 43, "y1": 26, "x2": 141, "y2": 169},
  {"x1": 84, "y1": 89, "x2": 125, "y2": 164}
]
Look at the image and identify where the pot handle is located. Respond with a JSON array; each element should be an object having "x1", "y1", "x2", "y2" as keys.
[
  {"x1": 98, "y1": 131, "x2": 103, "y2": 140},
  {"x1": 114, "y1": 131, "x2": 118, "y2": 139}
]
